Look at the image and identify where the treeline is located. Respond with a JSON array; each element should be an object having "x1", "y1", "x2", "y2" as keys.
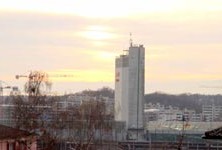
[
  {"x1": 145, "y1": 92, "x2": 222, "y2": 113},
  {"x1": 8, "y1": 85, "x2": 222, "y2": 114},
  {"x1": 74, "y1": 88, "x2": 222, "y2": 113},
  {"x1": 75, "y1": 87, "x2": 114, "y2": 98},
  {"x1": 76, "y1": 88, "x2": 222, "y2": 113}
]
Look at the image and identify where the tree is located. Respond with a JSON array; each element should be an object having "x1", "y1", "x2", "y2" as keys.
[
  {"x1": 57, "y1": 99, "x2": 114, "y2": 150},
  {"x1": 13, "y1": 71, "x2": 58, "y2": 150},
  {"x1": 13, "y1": 71, "x2": 115, "y2": 150}
]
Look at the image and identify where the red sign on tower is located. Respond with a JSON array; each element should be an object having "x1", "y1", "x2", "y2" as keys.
[{"x1": 116, "y1": 72, "x2": 120, "y2": 82}]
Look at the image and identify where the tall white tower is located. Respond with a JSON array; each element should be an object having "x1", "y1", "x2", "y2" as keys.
[
  {"x1": 115, "y1": 43, "x2": 145, "y2": 129},
  {"x1": 115, "y1": 54, "x2": 129, "y2": 123}
]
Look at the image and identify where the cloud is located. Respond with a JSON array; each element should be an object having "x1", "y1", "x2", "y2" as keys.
[{"x1": 1, "y1": 9, "x2": 222, "y2": 94}]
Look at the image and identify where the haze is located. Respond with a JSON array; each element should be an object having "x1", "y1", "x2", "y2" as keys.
[{"x1": 1, "y1": 0, "x2": 222, "y2": 94}]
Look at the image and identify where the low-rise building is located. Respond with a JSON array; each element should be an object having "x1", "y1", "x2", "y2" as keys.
[
  {"x1": 202, "y1": 104, "x2": 222, "y2": 121},
  {"x1": 144, "y1": 103, "x2": 201, "y2": 122},
  {"x1": 0, "y1": 124, "x2": 37, "y2": 150}
]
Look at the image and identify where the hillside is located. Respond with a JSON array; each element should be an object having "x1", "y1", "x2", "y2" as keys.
[
  {"x1": 64, "y1": 88, "x2": 222, "y2": 113},
  {"x1": 145, "y1": 92, "x2": 222, "y2": 113}
]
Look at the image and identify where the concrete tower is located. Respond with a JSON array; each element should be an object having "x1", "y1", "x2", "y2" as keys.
[{"x1": 115, "y1": 43, "x2": 145, "y2": 129}]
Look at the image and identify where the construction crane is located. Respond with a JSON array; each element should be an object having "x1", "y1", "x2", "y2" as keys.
[
  {"x1": 0, "y1": 85, "x2": 11, "y2": 94},
  {"x1": 0, "y1": 80, "x2": 11, "y2": 95},
  {"x1": 0, "y1": 80, "x2": 12, "y2": 103},
  {"x1": 15, "y1": 71, "x2": 74, "y2": 95},
  {"x1": 15, "y1": 71, "x2": 74, "y2": 80}
]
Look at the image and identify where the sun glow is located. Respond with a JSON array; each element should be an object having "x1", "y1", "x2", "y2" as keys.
[
  {"x1": 81, "y1": 31, "x2": 114, "y2": 40},
  {"x1": 79, "y1": 25, "x2": 116, "y2": 40}
]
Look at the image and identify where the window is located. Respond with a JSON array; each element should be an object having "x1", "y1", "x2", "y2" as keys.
[
  {"x1": 20, "y1": 142, "x2": 27, "y2": 150},
  {"x1": 7, "y1": 142, "x2": 15, "y2": 150}
]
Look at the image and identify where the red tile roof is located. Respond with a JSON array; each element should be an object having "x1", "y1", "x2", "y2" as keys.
[{"x1": 0, "y1": 124, "x2": 35, "y2": 140}]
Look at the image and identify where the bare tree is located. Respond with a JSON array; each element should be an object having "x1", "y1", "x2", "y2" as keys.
[
  {"x1": 13, "y1": 71, "x2": 58, "y2": 150},
  {"x1": 13, "y1": 71, "x2": 115, "y2": 150},
  {"x1": 59, "y1": 99, "x2": 114, "y2": 150}
]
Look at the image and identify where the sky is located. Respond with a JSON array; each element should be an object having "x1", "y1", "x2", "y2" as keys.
[{"x1": 1, "y1": 0, "x2": 222, "y2": 95}]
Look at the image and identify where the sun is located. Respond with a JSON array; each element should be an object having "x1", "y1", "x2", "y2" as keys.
[
  {"x1": 81, "y1": 30, "x2": 113, "y2": 40},
  {"x1": 78, "y1": 25, "x2": 116, "y2": 40}
]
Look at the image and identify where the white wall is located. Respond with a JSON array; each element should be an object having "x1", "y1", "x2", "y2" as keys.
[{"x1": 128, "y1": 45, "x2": 145, "y2": 129}]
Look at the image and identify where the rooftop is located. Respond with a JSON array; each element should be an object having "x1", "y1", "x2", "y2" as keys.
[{"x1": 0, "y1": 124, "x2": 35, "y2": 140}]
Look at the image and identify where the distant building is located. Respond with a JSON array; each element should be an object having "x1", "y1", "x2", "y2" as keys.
[
  {"x1": 55, "y1": 94, "x2": 114, "y2": 117},
  {"x1": 144, "y1": 103, "x2": 202, "y2": 122},
  {"x1": 144, "y1": 109, "x2": 159, "y2": 122},
  {"x1": 202, "y1": 104, "x2": 222, "y2": 121},
  {"x1": 115, "y1": 43, "x2": 145, "y2": 129},
  {"x1": 0, "y1": 104, "x2": 15, "y2": 127}
]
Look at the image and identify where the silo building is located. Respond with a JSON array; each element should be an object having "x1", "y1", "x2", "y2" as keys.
[{"x1": 115, "y1": 43, "x2": 145, "y2": 129}]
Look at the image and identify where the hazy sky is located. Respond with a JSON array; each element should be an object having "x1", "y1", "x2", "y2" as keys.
[{"x1": 1, "y1": 0, "x2": 222, "y2": 94}]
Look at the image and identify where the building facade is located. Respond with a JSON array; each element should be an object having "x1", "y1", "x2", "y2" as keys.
[
  {"x1": 202, "y1": 104, "x2": 222, "y2": 121},
  {"x1": 115, "y1": 44, "x2": 145, "y2": 129},
  {"x1": 0, "y1": 124, "x2": 37, "y2": 150}
]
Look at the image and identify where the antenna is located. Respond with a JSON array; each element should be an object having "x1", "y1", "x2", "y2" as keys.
[{"x1": 130, "y1": 32, "x2": 133, "y2": 47}]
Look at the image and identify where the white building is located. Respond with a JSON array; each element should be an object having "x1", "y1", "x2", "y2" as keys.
[
  {"x1": 202, "y1": 104, "x2": 222, "y2": 121},
  {"x1": 115, "y1": 43, "x2": 145, "y2": 129},
  {"x1": 144, "y1": 103, "x2": 202, "y2": 122}
]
